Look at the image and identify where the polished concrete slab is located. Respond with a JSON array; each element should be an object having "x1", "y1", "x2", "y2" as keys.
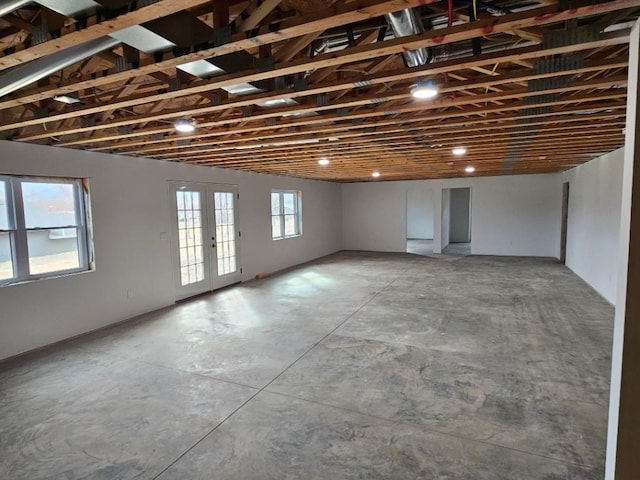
[
  {"x1": 0, "y1": 251, "x2": 613, "y2": 479},
  {"x1": 443, "y1": 241, "x2": 471, "y2": 256}
]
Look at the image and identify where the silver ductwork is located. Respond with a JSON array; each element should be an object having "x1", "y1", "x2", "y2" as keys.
[
  {"x1": 0, "y1": 36, "x2": 120, "y2": 97},
  {"x1": 385, "y1": 9, "x2": 430, "y2": 67},
  {"x1": 37, "y1": 0, "x2": 99, "y2": 17},
  {"x1": 0, "y1": 0, "x2": 32, "y2": 17},
  {"x1": 0, "y1": 1, "x2": 274, "y2": 101}
]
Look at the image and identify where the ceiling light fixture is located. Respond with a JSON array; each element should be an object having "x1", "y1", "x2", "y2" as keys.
[
  {"x1": 465, "y1": 165, "x2": 475, "y2": 173},
  {"x1": 372, "y1": 171, "x2": 381, "y2": 178},
  {"x1": 411, "y1": 80, "x2": 439, "y2": 100},
  {"x1": 174, "y1": 118, "x2": 196, "y2": 133},
  {"x1": 318, "y1": 158, "x2": 330, "y2": 166},
  {"x1": 53, "y1": 95, "x2": 81, "y2": 104},
  {"x1": 452, "y1": 146, "x2": 467, "y2": 156}
]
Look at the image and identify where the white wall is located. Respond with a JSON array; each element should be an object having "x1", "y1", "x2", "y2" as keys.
[
  {"x1": 341, "y1": 180, "x2": 407, "y2": 252},
  {"x1": 0, "y1": 141, "x2": 342, "y2": 360},
  {"x1": 406, "y1": 188, "x2": 433, "y2": 239},
  {"x1": 562, "y1": 148, "x2": 624, "y2": 304},
  {"x1": 342, "y1": 173, "x2": 562, "y2": 257},
  {"x1": 606, "y1": 20, "x2": 639, "y2": 479}
]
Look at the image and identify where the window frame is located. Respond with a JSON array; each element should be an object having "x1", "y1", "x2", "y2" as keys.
[
  {"x1": 271, "y1": 189, "x2": 302, "y2": 240},
  {"x1": 0, "y1": 174, "x2": 93, "y2": 286}
]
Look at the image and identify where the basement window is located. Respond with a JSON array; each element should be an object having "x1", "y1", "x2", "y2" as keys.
[
  {"x1": 271, "y1": 190, "x2": 302, "y2": 240},
  {"x1": 0, "y1": 175, "x2": 94, "y2": 286}
]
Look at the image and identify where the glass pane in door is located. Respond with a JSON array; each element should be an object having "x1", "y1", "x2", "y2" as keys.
[
  {"x1": 176, "y1": 190, "x2": 205, "y2": 286},
  {"x1": 0, "y1": 232, "x2": 13, "y2": 281},
  {"x1": 214, "y1": 192, "x2": 237, "y2": 276}
]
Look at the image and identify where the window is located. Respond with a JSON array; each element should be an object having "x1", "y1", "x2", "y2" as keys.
[
  {"x1": 0, "y1": 175, "x2": 93, "y2": 285},
  {"x1": 271, "y1": 190, "x2": 302, "y2": 240},
  {"x1": 176, "y1": 189, "x2": 205, "y2": 286}
]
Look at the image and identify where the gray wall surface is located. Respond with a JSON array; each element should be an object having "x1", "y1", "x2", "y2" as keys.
[
  {"x1": 441, "y1": 188, "x2": 451, "y2": 249},
  {"x1": 450, "y1": 188, "x2": 471, "y2": 243}
]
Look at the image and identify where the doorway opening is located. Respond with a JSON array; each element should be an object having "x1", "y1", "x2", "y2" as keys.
[
  {"x1": 442, "y1": 187, "x2": 471, "y2": 256},
  {"x1": 169, "y1": 182, "x2": 241, "y2": 301},
  {"x1": 406, "y1": 188, "x2": 434, "y2": 255},
  {"x1": 560, "y1": 182, "x2": 569, "y2": 264}
]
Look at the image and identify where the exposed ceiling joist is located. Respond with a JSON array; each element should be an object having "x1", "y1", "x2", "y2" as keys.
[{"x1": 0, "y1": 0, "x2": 635, "y2": 181}]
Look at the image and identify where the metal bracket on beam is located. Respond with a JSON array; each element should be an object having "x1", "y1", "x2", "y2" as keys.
[
  {"x1": 256, "y1": 57, "x2": 275, "y2": 73},
  {"x1": 212, "y1": 26, "x2": 232, "y2": 47},
  {"x1": 210, "y1": 93, "x2": 223, "y2": 106},
  {"x1": 114, "y1": 56, "x2": 129, "y2": 73},
  {"x1": 317, "y1": 94, "x2": 330, "y2": 107},
  {"x1": 32, "y1": 23, "x2": 48, "y2": 45},
  {"x1": 168, "y1": 77, "x2": 181, "y2": 92}
]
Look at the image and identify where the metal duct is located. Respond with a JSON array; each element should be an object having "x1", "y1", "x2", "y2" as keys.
[
  {"x1": 0, "y1": 36, "x2": 120, "y2": 98},
  {"x1": 385, "y1": 9, "x2": 430, "y2": 67},
  {"x1": 0, "y1": 0, "x2": 32, "y2": 17},
  {"x1": 37, "y1": 0, "x2": 100, "y2": 16},
  {"x1": 0, "y1": 2, "x2": 271, "y2": 100}
]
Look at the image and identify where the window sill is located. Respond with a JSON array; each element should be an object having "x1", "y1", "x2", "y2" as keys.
[
  {"x1": 0, "y1": 267, "x2": 95, "y2": 288},
  {"x1": 272, "y1": 234, "x2": 302, "y2": 241}
]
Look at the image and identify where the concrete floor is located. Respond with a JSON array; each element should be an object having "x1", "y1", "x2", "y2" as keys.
[
  {"x1": 443, "y1": 242, "x2": 472, "y2": 256},
  {"x1": 0, "y1": 252, "x2": 613, "y2": 479}
]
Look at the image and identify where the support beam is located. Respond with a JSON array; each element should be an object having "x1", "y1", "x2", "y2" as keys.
[
  {"x1": 0, "y1": 0, "x2": 210, "y2": 70},
  {"x1": 238, "y1": 0, "x2": 283, "y2": 31},
  {"x1": 0, "y1": 0, "x2": 633, "y2": 110}
]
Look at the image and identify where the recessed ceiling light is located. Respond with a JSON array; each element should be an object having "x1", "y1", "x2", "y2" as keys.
[
  {"x1": 411, "y1": 80, "x2": 439, "y2": 100},
  {"x1": 372, "y1": 171, "x2": 381, "y2": 178},
  {"x1": 452, "y1": 146, "x2": 467, "y2": 156},
  {"x1": 318, "y1": 158, "x2": 330, "y2": 166},
  {"x1": 53, "y1": 95, "x2": 81, "y2": 104},
  {"x1": 175, "y1": 118, "x2": 196, "y2": 133},
  {"x1": 465, "y1": 165, "x2": 475, "y2": 173}
]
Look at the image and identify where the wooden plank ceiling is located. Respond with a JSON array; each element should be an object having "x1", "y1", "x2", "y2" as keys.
[{"x1": 0, "y1": 0, "x2": 637, "y2": 181}]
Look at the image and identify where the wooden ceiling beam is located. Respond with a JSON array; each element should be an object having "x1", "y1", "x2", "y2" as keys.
[
  {"x1": 191, "y1": 141, "x2": 624, "y2": 168},
  {"x1": 3, "y1": 13, "x2": 36, "y2": 34},
  {"x1": 163, "y1": 130, "x2": 624, "y2": 162},
  {"x1": 4, "y1": 37, "x2": 628, "y2": 137},
  {"x1": 274, "y1": 31, "x2": 322, "y2": 62},
  {"x1": 147, "y1": 123, "x2": 624, "y2": 160},
  {"x1": 118, "y1": 112, "x2": 626, "y2": 156},
  {"x1": 237, "y1": 0, "x2": 284, "y2": 31},
  {"x1": 0, "y1": 0, "x2": 211, "y2": 71},
  {"x1": 65, "y1": 94, "x2": 626, "y2": 154},
  {"x1": 0, "y1": 0, "x2": 632, "y2": 114},
  {"x1": 0, "y1": 0, "x2": 439, "y2": 108},
  {"x1": 30, "y1": 73, "x2": 627, "y2": 144},
  {"x1": 96, "y1": 106, "x2": 626, "y2": 154}
]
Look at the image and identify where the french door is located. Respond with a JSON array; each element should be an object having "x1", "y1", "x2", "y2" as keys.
[{"x1": 169, "y1": 182, "x2": 241, "y2": 301}]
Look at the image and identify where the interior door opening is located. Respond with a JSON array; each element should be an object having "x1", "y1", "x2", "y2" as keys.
[
  {"x1": 560, "y1": 182, "x2": 569, "y2": 264},
  {"x1": 442, "y1": 187, "x2": 471, "y2": 256},
  {"x1": 406, "y1": 188, "x2": 434, "y2": 256},
  {"x1": 169, "y1": 182, "x2": 241, "y2": 301}
]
